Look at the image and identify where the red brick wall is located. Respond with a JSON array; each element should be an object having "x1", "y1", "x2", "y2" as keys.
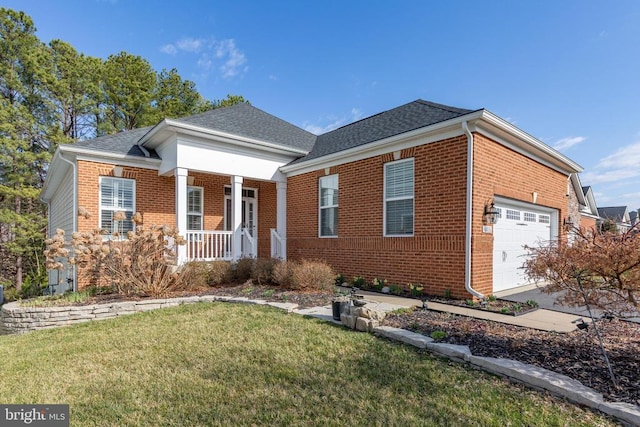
[
  {"x1": 471, "y1": 133, "x2": 570, "y2": 296},
  {"x1": 287, "y1": 137, "x2": 469, "y2": 298},
  {"x1": 287, "y1": 132, "x2": 571, "y2": 299}
]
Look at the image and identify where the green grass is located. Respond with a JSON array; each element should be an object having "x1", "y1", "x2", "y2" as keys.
[{"x1": 0, "y1": 303, "x2": 616, "y2": 426}]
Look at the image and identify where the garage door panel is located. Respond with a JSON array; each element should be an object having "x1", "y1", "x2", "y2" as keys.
[{"x1": 493, "y1": 202, "x2": 556, "y2": 292}]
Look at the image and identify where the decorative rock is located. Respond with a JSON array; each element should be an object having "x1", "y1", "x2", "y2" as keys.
[
  {"x1": 381, "y1": 287, "x2": 390, "y2": 294},
  {"x1": 340, "y1": 313, "x2": 356, "y2": 329},
  {"x1": 425, "y1": 343, "x2": 472, "y2": 361}
]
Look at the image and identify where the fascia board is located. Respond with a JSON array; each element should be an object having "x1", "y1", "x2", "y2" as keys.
[
  {"x1": 60, "y1": 145, "x2": 162, "y2": 170},
  {"x1": 41, "y1": 150, "x2": 70, "y2": 202},
  {"x1": 476, "y1": 111, "x2": 583, "y2": 174},
  {"x1": 280, "y1": 113, "x2": 478, "y2": 176},
  {"x1": 141, "y1": 119, "x2": 309, "y2": 156}
]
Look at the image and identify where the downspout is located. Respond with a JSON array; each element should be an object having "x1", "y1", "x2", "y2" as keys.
[
  {"x1": 463, "y1": 121, "x2": 484, "y2": 299},
  {"x1": 57, "y1": 152, "x2": 78, "y2": 292}
]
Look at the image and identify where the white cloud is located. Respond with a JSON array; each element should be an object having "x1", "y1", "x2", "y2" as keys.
[
  {"x1": 553, "y1": 136, "x2": 586, "y2": 151},
  {"x1": 303, "y1": 108, "x2": 365, "y2": 135},
  {"x1": 597, "y1": 142, "x2": 640, "y2": 169},
  {"x1": 159, "y1": 36, "x2": 247, "y2": 79},
  {"x1": 176, "y1": 38, "x2": 203, "y2": 52},
  {"x1": 160, "y1": 44, "x2": 177, "y2": 55},
  {"x1": 215, "y1": 39, "x2": 247, "y2": 78},
  {"x1": 580, "y1": 169, "x2": 640, "y2": 185}
]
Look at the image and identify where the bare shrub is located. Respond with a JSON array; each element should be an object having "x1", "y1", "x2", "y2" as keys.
[
  {"x1": 45, "y1": 213, "x2": 187, "y2": 298},
  {"x1": 524, "y1": 225, "x2": 640, "y2": 317},
  {"x1": 289, "y1": 259, "x2": 335, "y2": 291},
  {"x1": 272, "y1": 260, "x2": 293, "y2": 288},
  {"x1": 234, "y1": 257, "x2": 254, "y2": 283},
  {"x1": 182, "y1": 261, "x2": 231, "y2": 288},
  {"x1": 252, "y1": 257, "x2": 280, "y2": 285}
]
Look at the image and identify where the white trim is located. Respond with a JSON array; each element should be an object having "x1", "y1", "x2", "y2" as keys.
[
  {"x1": 60, "y1": 145, "x2": 162, "y2": 169},
  {"x1": 281, "y1": 109, "x2": 583, "y2": 177},
  {"x1": 383, "y1": 158, "x2": 414, "y2": 237},
  {"x1": 283, "y1": 124, "x2": 465, "y2": 177},
  {"x1": 140, "y1": 119, "x2": 309, "y2": 156},
  {"x1": 318, "y1": 174, "x2": 339, "y2": 238}
]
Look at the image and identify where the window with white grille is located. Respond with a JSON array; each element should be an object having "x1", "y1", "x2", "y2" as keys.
[
  {"x1": 319, "y1": 174, "x2": 338, "y2": 237},
  {"x1": 506, "y1": 209, "x2": 520, "y2": 220},
  {"x1": 539, "y1": 214, "x2": 550, "y2": 224},
  {"x1": 187, "y1": 186, "x2": 203, "y2": 230},
  {"x1": 99, "y1": 177, "x2": 135, "y2": 237},
  {"x1": 524, "y1": 212, "x2": 536, "y2": 222},
  {"x1": 384, "y1": 158, "x2": 414, "y2": 236}
]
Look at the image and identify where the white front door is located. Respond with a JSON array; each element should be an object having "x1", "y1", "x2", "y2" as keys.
[
  {"x1": 492, "y1": 201, "x2": 556, "y2": 292},
  {"x1": 225, "y1": 187, "x2": 257, "y2": 256}
]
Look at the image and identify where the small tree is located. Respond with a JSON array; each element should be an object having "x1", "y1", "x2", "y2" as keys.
[{"x1": 524, "y1": 224, "x2": 640, "y2": 318}]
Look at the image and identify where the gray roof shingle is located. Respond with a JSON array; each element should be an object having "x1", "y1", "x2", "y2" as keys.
[
  {"x1": 174, "y1": 103, "x2": 316, "y2": 151},
  {"x1": 73, "y1": 126, "x2": 159, "y2": 158},
  {"x1": 597, "y1": 206, "x2": 628, "y2": 222},
  {"x1": 290, "y1": 99, "x2": 477, "y2": 164},
  {"x1": 69, "y1": 103, "x2": 316, "y2": 158}
]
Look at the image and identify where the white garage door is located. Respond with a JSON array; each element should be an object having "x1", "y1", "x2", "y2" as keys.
[{"x1": 493, "y1": 201, "x2": 556, "y2": 292}]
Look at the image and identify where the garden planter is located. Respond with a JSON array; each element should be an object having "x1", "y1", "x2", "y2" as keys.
[{"x1": 332, "y1": 300, "x2": 351, "y2": 320}]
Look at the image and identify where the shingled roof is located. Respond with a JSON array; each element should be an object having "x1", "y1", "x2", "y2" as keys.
[
  {"x1": 69, "y1": 103, "x2": 317, "y2": 158},
  {"x1": 291, "y1": 100, "x2": 477, "y2": 164},
  {"x1": 597, "y1": 206, "x2": 628, "y2": 222}
]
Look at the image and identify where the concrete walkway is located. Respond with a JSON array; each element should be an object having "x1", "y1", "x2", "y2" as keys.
[
  {"x1": 495, "y1": 283, "x2": 640, "y2": 324},
  {"x1": 338, "y1": 287, "x2": 583, "y2": 333}
]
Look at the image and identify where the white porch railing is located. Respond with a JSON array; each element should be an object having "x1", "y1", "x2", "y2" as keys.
[
  {"x1": 185, "y1": 231, "x2": 233, "y2": 261},
  {"x1": 270, "y1": 228, "x2": 285, "y2": 259},
  {"x1": 242, "y1": 228, "x2": 257, "y2": 258}
]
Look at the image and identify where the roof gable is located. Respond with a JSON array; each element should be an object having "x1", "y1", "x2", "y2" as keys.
[{"x1": 598, "y1": 206, "x2": 629, "y2": 222}]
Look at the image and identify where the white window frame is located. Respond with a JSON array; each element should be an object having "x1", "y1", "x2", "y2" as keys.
[
  {"x1": 383, "y1": 158, "x2": 414, "y2": 237},
  {"x1": 318, "y1": 174, "x2": 338, "y2": 237},
  {"x1": 98, "y1": 176, "x2": 135, "y2": 239},
  {"x1": 187, "y1": 186, "x2": 204, "y2": 231}
]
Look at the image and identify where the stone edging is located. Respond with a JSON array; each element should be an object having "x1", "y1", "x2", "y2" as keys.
[
  {"x1": 1, "y1": 296, "x2": 638, "y2": 425},
  {"x1": 0, "y1": 295, "x2": 298, "y2": 335}
]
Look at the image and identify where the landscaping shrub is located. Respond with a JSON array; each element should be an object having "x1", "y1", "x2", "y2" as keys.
[
  {"x1": 272, "y1": 260, "x2": 293, "y2": 288},
  {"x1": 252, "y1": 257, "x2": 280, "y2": 285},
  {"x1": 289, "y1": 259, "x2": 335, "y2": 291},
  {"x1": 45, "y1": 213, "x2": 189, "y2": 298},
  {"x1": 234, "y1": 257, "x2": 254, "y2": 283},
  {"x1": 181, "y1": 261, "x2": 231, "y2": 288}
]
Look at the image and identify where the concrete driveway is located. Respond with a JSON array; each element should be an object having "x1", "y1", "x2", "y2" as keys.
[{"x1": 495, "y1": 284, "x2": 639, "y2": 324}]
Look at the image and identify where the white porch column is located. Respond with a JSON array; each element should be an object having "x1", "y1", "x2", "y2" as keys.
[
  {"x1": 231, "y1": 175, "x2": 244, "y2": 260},
  {"x1": 276, "y1": 181, "x2": 287, "y2": 260},
  {"x1": 175, "y1": 167, "x2": 188, "y2": 264}
]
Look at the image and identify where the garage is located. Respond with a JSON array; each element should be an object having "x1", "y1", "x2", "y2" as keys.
[{"x1": 492, "y1": 199, "x2": 558, "y2": 292}]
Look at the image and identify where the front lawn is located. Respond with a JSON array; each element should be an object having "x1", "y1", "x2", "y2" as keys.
[{"x1": 0, "y1": 303, "x2": 616, "y2": 426}]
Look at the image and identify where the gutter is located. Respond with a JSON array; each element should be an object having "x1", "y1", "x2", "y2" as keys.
[
  {"x1": 463, "y1": 121, "x2": 484, "y2": 299},
  {"x1": 56, "y1": 152, "x2": 78, "y2": 292}
]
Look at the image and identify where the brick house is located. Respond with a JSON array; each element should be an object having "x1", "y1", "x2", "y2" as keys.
[{"x1": 41, "y1": 100, "x2": 582, "y2": 298}]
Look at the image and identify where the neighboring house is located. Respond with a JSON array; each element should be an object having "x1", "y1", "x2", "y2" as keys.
[
  {"x1": 579, "y1": 185, "x2": 600, "y2": 230},
  {"x1": 630, "y1": 210, "x2": 639, "y2": 226},
  {"x1": 41, "y1": 100, "x2": 583, "y2": 298},
  {"x1": 597, "y1": 206, "x2": 631, "y2": 233}
]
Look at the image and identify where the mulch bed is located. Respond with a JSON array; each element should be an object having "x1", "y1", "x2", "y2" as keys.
[
  {"x1": 62, "y1": 283, "x2": 639, "y2": 405},
  {"x1": 383, "y1": 309, "x2": 640, "y2": 405}
]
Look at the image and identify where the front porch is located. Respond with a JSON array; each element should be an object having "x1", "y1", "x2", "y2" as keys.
[
  {"x1": 173, "y1": 171, "x2": 288, "y2": 264},
  {"x1": 184, "y1": 227, "x2": 285, "y2": 261}
]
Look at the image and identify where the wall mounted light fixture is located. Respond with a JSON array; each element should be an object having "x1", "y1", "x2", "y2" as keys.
[
  {"x1": 483, "y1": 201, "x2": 499, "y2": 225},
  {"x1": 563, "y1": 217, "x2": 574, "y2": 230}
]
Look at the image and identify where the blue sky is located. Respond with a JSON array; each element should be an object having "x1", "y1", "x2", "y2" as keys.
[{"x1": 6, "y1": 1, "x2": 640, "y2": 210}]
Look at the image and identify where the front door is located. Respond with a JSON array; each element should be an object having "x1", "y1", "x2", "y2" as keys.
[{"x1": 224, "y1": 187, "x2": 257, "y2": 256}]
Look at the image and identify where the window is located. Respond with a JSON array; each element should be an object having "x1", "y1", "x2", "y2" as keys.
[
  {"x1": 506, "y1": 209, "x2": 520, "y2": 220},
  {"x1": 524, "y1": 212, "x2": 536, "y2": 222},
  {"x1": 539, "y1": 214, "x2": 550, "y2": 224},
  {"x1": 187, "y1": 186, "x2": 203, "y2": 230},
  {"x1": 384, "y1": 158, "x2": 414, "y2": 236},
  {"x1": 319, "y1": 175, "x2": 338, "y2": 237},
  {"x1": 99, "y1": 177, "x2": 135, "y2": 237}
]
